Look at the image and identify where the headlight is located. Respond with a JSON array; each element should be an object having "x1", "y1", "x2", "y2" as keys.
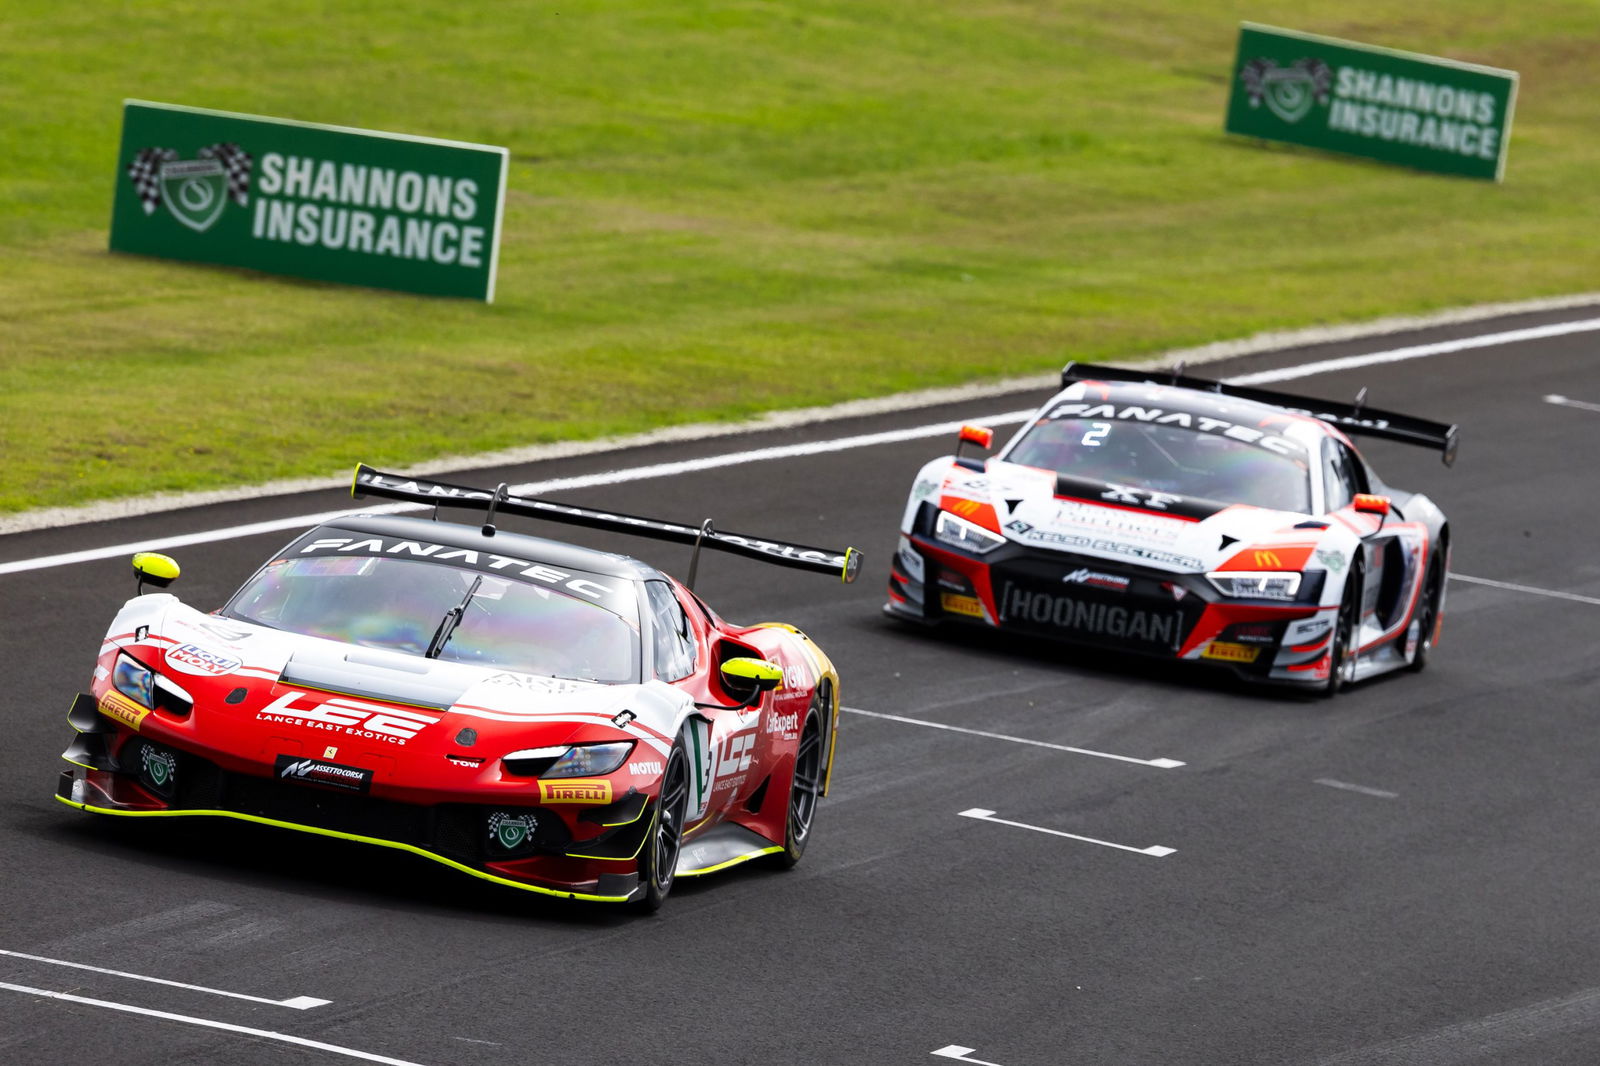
[
  {"x1": 503, "y1": 741, "x2": 634, "y2": 779},
  {"x1": 934, "y1": 510, "x2": 1005, "y2": 555},
  {"x1": 1206, "y1": 571, "x2": 1303, "y2": 601},
  {"x1": 113, "y1": 653, "x2": 156, "y2": 708}
]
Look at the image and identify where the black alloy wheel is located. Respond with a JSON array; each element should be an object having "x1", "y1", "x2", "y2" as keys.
[
  {"x1": 1322, "y1": 571, "x2": 1361, "y2": 698},
  {"x1": 1407, "y1": 548, "x2": 1446, "y2": 673},
  {"x1": 770, "y1": 700, "x2": 824, "y2": 869},
  {"x1": 636, "y1": 742, "x2": 689, "y2": 912}
]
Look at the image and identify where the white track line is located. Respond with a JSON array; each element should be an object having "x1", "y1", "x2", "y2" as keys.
[
  {"x1": 844, "y1": 706, "x2": 1183, "y2": 768},
  {"x1": 0, "y1": 948, "x2": 328, "y2": 1009},
  {"x1": 0, "y1": 411, "x2": 1036, "y2": 577},
  {"x1": 1545, "y1": 394, "x2": 1600, "y2": 414},
  {"x1": 1227, "y1": 317, "x2": 1600, "y2": 386},
  {"x1": 0, "y1": 983, "x2": 429, "y2": 1066},
  {"x1": 1315, "y1": 778, "x2": 1399, "y2": 800},
  {"x1": 1450, "y1": 573, "x2": 1600, "y2": 607},
  {"x1": 6, "y1": 315, "x2": 1598, "y2": 578},
  {"x1": 933, "y1": 1045, "x2": 1010, "y2": 1065},
  {"x1": 958, "y1": 808, "x2": 1176, "y2": 857}
]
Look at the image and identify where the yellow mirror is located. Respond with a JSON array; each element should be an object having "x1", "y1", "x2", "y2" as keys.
[
  {"x1": 132, "y1": 552, "x2": 181, "y2": 589},
  {"x1": 721, "y1": 657, "x2": 784, "y2": 693}
]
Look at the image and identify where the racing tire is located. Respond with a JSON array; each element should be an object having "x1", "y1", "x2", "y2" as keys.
[
  {"x1": 1321, "y1": 570, "x2": 1361, "y2": 698},
  {"x1": 1406, "y1": 548, "x2": 1446, "y2": 673},
  {"x1": 767, "y1": 700, "x2": 825, "y2": 870},
  {"x1": 635, "y1": 740, "x2": 690, "y2": 913}
]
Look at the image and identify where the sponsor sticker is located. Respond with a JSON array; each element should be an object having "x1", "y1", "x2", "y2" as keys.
[
  {"x1": 627, "y1": 760, "x2": 665, "y2": 777},
  {"x1": 765, "y1": 711, "x2": 799, "y2": 739},
  {"x1": 1001, "y1": 584, "x2": 1182, "y2": 647},
  {"x1": 487, "y1": 810, "x2": 540, "y2": 850},
  {"x1": 138, "y1": 745, "x2": 178, "y2": 794},
  {"x1": 1202, "y1": 641, "x2": 1262, "y2": 663},
  {"x1": 164, "y1": 643, "x2": 243, "y2": 677},
  {"x1": 1062, "y1": 568, "x2": 1130, "y2": 592},
  {"x1": 255, "y1": 690, "x2": 438, "y2": 745},
  {"x1": 274, "y1": 754, "x2": 373, "y2": 793},
  {"x1": 940, "y1": 592, "x2": 985, "y2": 618},
  {"x1": 98, "y1": 690, "x2": 151, "y2": 731},
  {"x1": 537, "y1": 779, "x2": 613, "y2": 804}
]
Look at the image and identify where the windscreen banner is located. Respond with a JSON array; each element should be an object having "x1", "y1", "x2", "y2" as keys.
[
  {"x1": 1224, "y1": 24, "x2": 1517, "y2": 181},
  {"x1": 110, "y1": 100, "x2": 508, "y2": 300}
]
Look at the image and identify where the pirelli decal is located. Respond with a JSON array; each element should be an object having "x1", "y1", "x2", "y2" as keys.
[
  {"x1": 537, "y1": 779, "x2": 613, "y2": 805},
  {"x1": 98, "y1": 690, "x2": 151, "y2": 731},
  {"x1": 1202, "y1": 641, "x2": 1262, "y2": 663}
]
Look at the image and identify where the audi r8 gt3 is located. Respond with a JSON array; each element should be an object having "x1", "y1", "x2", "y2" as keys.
[
  {"x1": 58, "y1": 465, "x2": 861, "y2": 911},
  {"x1": 885, "y1": 363, "x2": 1458, "y2": 693}
]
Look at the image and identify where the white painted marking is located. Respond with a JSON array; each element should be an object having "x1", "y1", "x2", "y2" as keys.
[
  {"x1": 1227, "y1": 317, "x2": 1600, "y2": 386},
  {"x1": 1546, "y1": 394, "x2": 1600, "y2": 414},
  {"x1": 958, "y1": 808, "x2": 1176, "y2": 857},
  {"x1": 844, "y1": 706, "x2": 1183, "y2": 768},
  {"x1": 933, "y1": 1045, "x2": 1009, "y2": 1065},
  {"x1": 1450, "y1": 572, "x2": 1600, "y2": 607},
  {"x1": 0, "y1": 948, "x2": 329, "y2": 1009},
  {"x1": 0, "y1": 982, "x2": 429, "y2": 1066},
  {"x1": 0, "y1": 412, "x2": 1036, "y2": 577},
  {"x1": 1315, "y1": 778, "x2": 1399, "y2": 800}
]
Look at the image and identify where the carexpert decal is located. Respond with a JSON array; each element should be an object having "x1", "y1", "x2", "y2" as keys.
[{"x1": 110, "y1": 100, "x2": 507, "y2": 300}]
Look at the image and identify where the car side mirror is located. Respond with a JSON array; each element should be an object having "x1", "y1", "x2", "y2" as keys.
[
  {"x1": 1352, "y1": 494, "x2": 1391, "y2": 518},
  {"x1": 132, "y1": 552, "x2": 181, "y2": 595},
  {"x1": 955, "y1": 423, "x2": 994, "y2": 461},
  {"x1": 721, "y1": 657, "x2": 783, "y2": 693}
]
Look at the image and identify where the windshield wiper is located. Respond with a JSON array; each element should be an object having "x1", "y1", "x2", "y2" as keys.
[{"x1": 425, "y1": 574, "x2": 484, "y2": 659}]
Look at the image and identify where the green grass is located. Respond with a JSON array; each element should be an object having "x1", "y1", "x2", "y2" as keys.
[{"x1": 3, "y1": 1, "x2": 1596, "y2": 513}]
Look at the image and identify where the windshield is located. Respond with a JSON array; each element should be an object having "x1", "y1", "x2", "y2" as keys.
[
  {"x1": 223, "y1": 554, "x2": 641, "y2": 683},
  {"x1": 1003, "y1": 414, "x2": 1312, "y2": 513}
]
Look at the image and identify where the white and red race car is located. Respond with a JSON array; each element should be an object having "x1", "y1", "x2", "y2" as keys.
[{"x1": 886, "y1": 363, "x2": 1458, "y2": 693}]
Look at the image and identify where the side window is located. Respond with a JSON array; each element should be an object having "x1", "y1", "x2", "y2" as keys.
[
  {"x1": 1322, "y1": 439, "x2": 1356, "y2": 513},
  {"x1": 645, "y1": 581, "x2": 697, "y2": 682}
]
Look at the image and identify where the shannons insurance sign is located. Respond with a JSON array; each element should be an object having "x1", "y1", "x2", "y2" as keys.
[
  {"x1": 110, "y1": 100, "x2": 508, "y2": 300},
  {"x1": 1224, "y1": 24, "x2": 1517, "y2": 181}
]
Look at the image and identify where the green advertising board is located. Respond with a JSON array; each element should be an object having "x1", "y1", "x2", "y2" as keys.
[
  {"x1": 1225, "y1": 24, "x2": 1517, "y2": 181},
  {"x1": 110, "y1": 100, "x2": 508, "y2": 300}
]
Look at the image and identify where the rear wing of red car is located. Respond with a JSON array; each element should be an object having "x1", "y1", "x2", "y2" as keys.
[
  {"x1": 351, "y1": 464, "x2": 862, "y2": 583},
  {"x1": 1060, "y1": 361, "x2": 1459, "y2": 466}
]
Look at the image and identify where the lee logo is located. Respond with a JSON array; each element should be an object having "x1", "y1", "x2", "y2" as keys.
[
  {"x1": 718, "y1": 731, "x2": 756, "y2": 776},
  {"x1": 255, "y1": 691, "x2": 438, "y2": 744},
  {"x1": 537, "y1": 779, "x2": 613, "y2": 804}
]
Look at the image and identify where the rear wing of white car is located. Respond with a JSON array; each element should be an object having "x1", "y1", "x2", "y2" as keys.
[
  {"x1": 1061, "y1": 362, "x2": 1459, "y2": 466},
  {"x1": 351, "y1": 464, "x2": 862, "y2": 583}
]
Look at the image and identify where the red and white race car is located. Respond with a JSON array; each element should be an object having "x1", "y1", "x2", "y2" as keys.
[
  {"x1": 59, "y1": 466, "x2": 859, "y2": 910},
  {"x1": 886, "y1": 363, "x2": 1458, "y2": 693}
]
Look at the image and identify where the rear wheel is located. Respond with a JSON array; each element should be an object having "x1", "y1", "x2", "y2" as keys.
[
  {"x1": 1407, "y1": 548, "x2": 1446, "y2": 673},
  {"x1": 1322, "y1": 571, "x2": 1360, "y2": 698},
  {"x1": 635, "y1": 741, "x2": 689, "y2": 912},
  {"x1": 768, "y1": 701, "x2": 825, "y2": 869}
]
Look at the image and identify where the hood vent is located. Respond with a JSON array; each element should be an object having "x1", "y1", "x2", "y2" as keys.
[{"x1": 279, "y1": 649, "x2": 473, "y2": 711}]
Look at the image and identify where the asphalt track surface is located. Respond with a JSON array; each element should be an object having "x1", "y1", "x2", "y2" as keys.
[{"x1": 2, "y1": 304, "x2": 1598, "y2": 1066}]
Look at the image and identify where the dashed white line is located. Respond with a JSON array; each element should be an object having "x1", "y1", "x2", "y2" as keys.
[
  {"x1": 958, "y1": 808, "x2": 1176, "y2": 857},
  {"x1": 933, "y1": 1045, "x2": 1010, "y2": 1065},
  {"x1": 0, "y1": 982, "x2": 428, "y2": 1066},
  {"x1": 843, "y1": 706, "x2": 1184, "y2": 768},
  {"x1": 1450, "y1": 573, "x2": 1600, "y2": 607},
  {"x1": 0, "y1": 948, "x2": 329, "y2": 1009},
  {"x1": 1315, "y1": 778, "x2": 1399, "y2": 800},
  {"x1": 1546, "y1": 394, "x2": 1600, "y2": 414}
]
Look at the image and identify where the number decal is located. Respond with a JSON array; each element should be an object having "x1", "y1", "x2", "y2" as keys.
[{"x1": 1082, "y1": 422, "x2": 1111, "y2": 447}]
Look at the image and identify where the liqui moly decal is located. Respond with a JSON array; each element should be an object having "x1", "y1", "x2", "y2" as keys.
[{"x1": 163, "y1": 642, "x2": 243, "y2": 676}]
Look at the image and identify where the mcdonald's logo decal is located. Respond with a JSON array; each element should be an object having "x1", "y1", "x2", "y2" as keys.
[{"x1": 1253, "y1": 550, "x2": 1283, "y2": 568}]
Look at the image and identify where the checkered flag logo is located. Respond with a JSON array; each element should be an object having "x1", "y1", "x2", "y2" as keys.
[
  {"x1": 126, "y1": 147, "x2": 177, "y2": 215},
  {"x1": 198, "y1": 142, "x2": 252, "y2": 207}
]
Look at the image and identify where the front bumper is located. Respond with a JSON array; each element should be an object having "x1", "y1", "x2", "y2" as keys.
[{"x1": 58, "y1": 695, "x2": 654, "y2": 903}]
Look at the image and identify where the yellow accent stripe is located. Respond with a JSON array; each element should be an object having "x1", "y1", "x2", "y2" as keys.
[
  {"x1": 350, "y1": 464, "x2": 363, "y2": 499},
  {"x1": 54, "y1": 795, "x2": 632, "y2": 903},
  {"x1": 676, "y1": 845, "x2": 784, "y2": 877}
]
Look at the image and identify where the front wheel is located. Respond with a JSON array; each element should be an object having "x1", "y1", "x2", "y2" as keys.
[
  {"x1": 635, "y1": 741, "x2": 690, "y2": 912},
  {"x1": 768, "y1": 702, "x2": 825, "y2": 869},
  {"x1": 1322, "y1": 571, "x2": 1360, "y2": 698},
  {"x1": 1407, "y1": 548, "x2": 1446, "y2": 673}
]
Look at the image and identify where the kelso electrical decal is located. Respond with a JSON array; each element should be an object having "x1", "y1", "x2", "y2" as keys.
[
  {"x1": 110, "y1": 100, "x2": 507, "y2": 299},
  {"x1": 1224, "y1": 24, "x2": 1516, "y2": 181}
]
